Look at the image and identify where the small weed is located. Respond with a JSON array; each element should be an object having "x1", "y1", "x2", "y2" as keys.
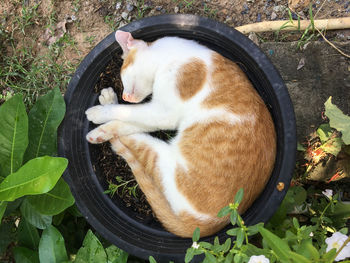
[
  {"x1": 104, "y1": 15, "x2": 118, "y2": 31},
  {"x1": 85, "y1": 35, "x2": 96, "y2": 46},
  {"x1": 72, "y1": 0, "x2": 81, "y2": 13},
  {"x1": 203, "y1": 3, "x2": 218, "y2": 19},
  {"x1": 105, "y1": 176, "x2": 139, "y2": 198},
  {"x1": 14, "y1": 3, "x2": 40, "y2": 35},
  {"x1": 136, "y1": 0, "x2": 151, "y2": 19}
]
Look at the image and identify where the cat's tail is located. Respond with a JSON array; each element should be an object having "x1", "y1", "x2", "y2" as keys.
[{"x1": 110, "y1": 137, "x2": 228, "y2": 238}]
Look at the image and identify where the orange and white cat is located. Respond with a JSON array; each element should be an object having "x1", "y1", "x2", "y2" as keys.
[{"x1": 85, "y1": 30, "x2": 276, "y2": 238}]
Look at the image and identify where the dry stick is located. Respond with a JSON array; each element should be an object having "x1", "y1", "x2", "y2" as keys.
[
  {"x1": 235, "y1": 17, "x2": 350, "y2": 34},
  {"x1": 235, "y1": 17, "x2": 350, "y2": 58}
]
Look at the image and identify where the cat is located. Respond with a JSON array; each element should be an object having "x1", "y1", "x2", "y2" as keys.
[{"x1": 85, "y1": 30, "x2": 276, "y2": 238}]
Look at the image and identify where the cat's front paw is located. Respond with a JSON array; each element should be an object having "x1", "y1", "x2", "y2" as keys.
[
  {"x1": 85, "y1": 105, "x2": 113, "y2": 124},
  {"x1": 99, "y1": 87, "x2": 118, "y2": 105},
  {"x1": 86, "y1": 127, "x2": 114, "y2": 144}
]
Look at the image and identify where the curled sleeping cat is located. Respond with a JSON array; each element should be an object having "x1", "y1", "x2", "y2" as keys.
[{"x1": 85, "y1": 30, "x2": 276, "y2": 238}]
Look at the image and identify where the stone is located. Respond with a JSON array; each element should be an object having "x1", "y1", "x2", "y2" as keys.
[
  {"x1": 270, "y1": 11, "x2": 277, "y2": 20},
  {"x1": 126, "y1": 3, "x2": 134, "y2": 12},
  {"x1": 288, "y1": 0, "x2": 311, "y2": 12},
  {"x1": 121, "y1": 11, "x2": 128, "y2": 20},
  {"x1": 115, "y1": 2, "x2": 122, "y2": 10},
  {"x1": 174, "y1": 6, "x2": 179, "y2": 13}
]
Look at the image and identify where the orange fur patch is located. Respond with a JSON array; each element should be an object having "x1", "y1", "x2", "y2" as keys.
[
  {"x1": 203, "y1": 53, "x2": 261, "y2": 115},
  {"x1": 121, "y1": 49, "x2": 137, "y2": 72},
  {"x1": 177, "y1": 58, "x2": 207, "y2": 100}
]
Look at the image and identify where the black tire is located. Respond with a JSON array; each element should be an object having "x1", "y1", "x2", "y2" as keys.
[{"x1": 58, "y1": 14, "x2": 296, "y2": 262}]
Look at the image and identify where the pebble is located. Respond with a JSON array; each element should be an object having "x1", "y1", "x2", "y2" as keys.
[
  {"x1": 345, "y1": 1, "x2": 350, "y2": 8},
  {"x1": 241, "y1": 3, "x2": 249, "y2": 14},
  {"x1": 155, "y1": 5, "x2": 163, "y2": 11},
  {"x1": 115, "y1": 2, "x2": 122, "y2": 10},
  {"x1": 174, "y1": 6, "x2": 179, "y2": 13},
  {"x1": 248, "y1": 32, "x2": 259, "y2": 46},
  {"x1": 271, "y1": 11, "x2": 277, "y2": 20},
  {"x1": 121, "y1": 11, "x2": 129, "y2": 20},
  {"x1": 273, "y1": 5, "x2": 285, "y2": 13},
  {"x1": 256, "y1": 13, "x2": 262, "y2": 22},
  {"x1": 292, "y1": 13, "x2": 298, "y2": 20},
  {"x1": 126, "y1": 3, "x2": 134, "y2": 12}
]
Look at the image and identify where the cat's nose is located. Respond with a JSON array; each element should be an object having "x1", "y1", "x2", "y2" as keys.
[
  {"x1": 122, "y1": 93, "x2": 137, "y2": 102},
  {"x1": 122, "y1": 93, "x2": 128, "y2": 101}
]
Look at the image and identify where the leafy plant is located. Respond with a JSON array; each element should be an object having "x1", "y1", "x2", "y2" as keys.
[
  {"x1": 105, "y1": 176, "x2": 139, "y2": 198},
  {"x1": 0, "y1": 89, "x2": 75, "y2": 259},
  {"x1": 178, "y1": 188, "x2": 350, "y2": 263}
]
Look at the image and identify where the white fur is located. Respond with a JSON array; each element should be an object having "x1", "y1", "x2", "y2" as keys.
[{"x1": 86, "y1": 36, "x2": 246, "y2": 220}]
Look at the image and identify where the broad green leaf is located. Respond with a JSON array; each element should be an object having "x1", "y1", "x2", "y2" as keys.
[
  {"x1": 331, "y1": 201, "x2": 350, "y2": 219},
  {"x1": 192, "y1": 227, "x2": 200, "y2": 242},
  {"x1": 317, "y1": 123, "x2": 333, "y2": 143},
  {"x1": 13, "y1": 247, "x2": 39, "y2": 263},
  {"x1": 0, "y1": 156, "x2": 68, "y2": 201},
  {"x1": 27, "y1": 178, "x2": 74, "y2": 215},
  {"x1": 289, "y1": 251, "x2": 312, "y2": 263},
  {"x1": 75, "y1": 230, "x2": 107, "y2": 263},
  {"x1": 20, "y1": 199, "x2": 52, "y2": 229},
  {"x1": 224, "y1": 253, "x2": 233, "y2": 263},
  {"x1": 320, "y1": 137, "x2": 343, "y2": 156},
  {"x1": 296, "y1": 240, "x2": 320, "y2": 261},
  {"x1": 259, "y1": 227, "x2": 291, "y2": 261},
  {"x1": 24, "y1": 88, "x2": 65, "y2": 162},
  {"x1": 325, "y1": 96, "x2": 350, "y2": 145},
  {"x1": 234, "y1": 188, "x2": 244, "y2": 204},
  {"x1": 322, "y1": 248, "x2": 337, "y2": 262},
  {"x1": 0, "y1": 94, "x2": 28, "y2": 177},
  {"x1": 106, "y1": 245, "x2": 128, "y2": 263},
  {"x1": 0, "y1": 201, "x2": 7, "y2": 222},
  {"x1": 18, "y1": 217, "x2": 40, "y2": 250},
  {"x1": 39, "y1": 225, "x2": 68, "y2": 263},
  {"x1": 148, "y1": 256, "x2": 157, "y2": 263}
]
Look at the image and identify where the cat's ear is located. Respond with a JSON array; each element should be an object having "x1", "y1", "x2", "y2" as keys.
[{"x1": 115, "y1": 30, "x2": 134, "y2": 56}]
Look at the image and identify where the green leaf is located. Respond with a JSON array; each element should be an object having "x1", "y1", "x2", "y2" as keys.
[
  {"x1": 227, "y1": 228, "x2": 239, "y2": 236},
  {"x1": 18, "y1": 217, "x2": 40, "y2": 250},
  {"x1": 320, "y1": 137, "x2": 343, "y2": 156},
  {"x1": 247, "y1": 223, "x2": 264, "y2": 236},
  {"x1": 24, "y1": 88, "x2": 65, "y2": 162},
  {"x1": 217, "y1": 206, "x2": 230, "y2": 218},
  {"x1": 0, "y1": 94, "x2": 28, "y2": 177},
  {"x1": 317, "y1": 123, "x2": 333, "y2": 143},
  {"x1": 26, "y1": 178, "x2": 74, "y2": 215},
  {"x1": 149, "y1": 256, "x2": 157, "y2": 263},
  {"x1": 236, "y1": 228, "x2": 244, "y2": 248},
  {"x1": 297, "y1": 142, "x2": 306, "y2": 151},
  {"x1": 259, "y1": 227, "x2": 291, "y2": 261},
  {"x1": 192, "y1": 227, "x2": 200, "y2": 242},
  {"x1": 185, "y1": 248, "x2": 196, "y2": 263},
  {"x1": 13, "y1": 247, "x2": 39, "y2": 263},
  {"x1": 0, "y1": 156, "x2": 68, "y2": 201},
  {"x1": 234, "y1": 188, "x2": 244, "y2": 204},
  {"x1": 331, "y1": 201, "x2": 350, "y2": 219},
  {"x1": 325, "y1": 96, "x2": 350, "y2": 145},
  {"x1": 0, "y1": 200, "x2": 7, "y2": 222},
  {"x1": 20, "y1": 199, "x2": 52, "y2": 229},
  {"x1": 75, "y1": 230, "x2": 107, "y2": 263},
  {"x1": 105, "y1": 245, "x2": 128, "y2": 263},
  {"x1": 39, "y1": 225, "x2": 68, "y2": 263},
  {"x1": 289, "y1": 251, "x2": 312, "y2": 263},
  {"x1": 222, "y1": 238, "x2": 231, "y2": 253},
  {"x1": 224, "y1": 253, "x2": 233, "y2": 263},
  {"x1": 322, "y1": 248, "x2": 337, "y2": 261},
  {"x1": 204, "y1": 252, "x2": 217, "y2": 263},
  {"x1": 230, "y1": 209, "x2": 238, "y2": 225}
]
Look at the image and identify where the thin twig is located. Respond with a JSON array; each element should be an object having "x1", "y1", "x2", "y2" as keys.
[
  {"x1": 314, "y1": 0, "x2": 328, "y2": 18},
  {"x1": 315, "y1": 27, "x2": 350, "y2": 58}
]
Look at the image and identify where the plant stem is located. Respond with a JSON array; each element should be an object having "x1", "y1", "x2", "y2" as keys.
[{"x1": 334, "y1": 236, "x2": 350, "y2": 261}]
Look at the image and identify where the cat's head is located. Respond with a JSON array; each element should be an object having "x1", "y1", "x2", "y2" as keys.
[{"x1": 115, "y1": 30, "x2": 153, "y2": 103}]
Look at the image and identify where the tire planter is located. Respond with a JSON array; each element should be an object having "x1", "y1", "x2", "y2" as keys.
[{"x1": 58, "y1": 14, "x2": 296, "y2": 262}]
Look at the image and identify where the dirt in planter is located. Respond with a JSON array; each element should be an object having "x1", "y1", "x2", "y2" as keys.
[{"x1": 90, "y1": 53, "x2": 176, "y2": 225}]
